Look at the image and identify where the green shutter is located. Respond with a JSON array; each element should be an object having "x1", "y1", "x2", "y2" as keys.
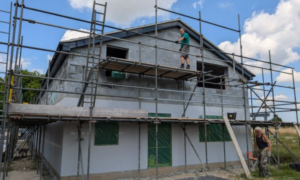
[
  {"x1": 199, "y1": 115, "x2": 231, "y2": 142},
  {"x1": 148, "y1": 123, "x2": 172, "y2": 168},
  {"x1": 148, "y1": 113, "x2": 172, "y2": 168},
  {"x1": 94, "y1": 122, "x2": 119, "y2": 145}
]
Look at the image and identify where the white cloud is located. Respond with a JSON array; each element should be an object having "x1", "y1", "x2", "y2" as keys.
[
  {"x1": 219, "y1": 2, "x2": 233, "y2": 8},
  {"x1": 68, "y1": 0, "x2": 177, "y2": 27},
  {"x1": 274, "y1": 94, "x2": 288, "y2": 101},
  {"x1": 218, "y1": 0, "x2": 300, "y2": 74},
  {"x1": 276, "y1": 68, "x2": 300, "y2": 83},
  {"x1": 32, "y1": 69, "x2": 44, "y2": 74},
  {"x1": 0, "y1": 54, "x2": 31, "y2": 72},
  {"x1": 252, "y1": 85, "x2": 264, "y2": 95},
  {"x1": 47, "y1": 54, "x2": 53, "y2": 61},
  {"x1": 61, "y1": 28, "x2": 89, "y2": 41},
  {"x1": 0, "y1": 54, "x2": 7, "y2": 73},
  {"x1": 268, "y1": 94, "x2": 288, "y2": 105},
  {"x1": 255, "y1": 94, "x2": 288, "y2": 107},
  {"x1": 14, "y1": 57, "x2": 31, "y2": 70},
  {"x1": 193, "y1": 0, "x2": 205, "y2": 9}
]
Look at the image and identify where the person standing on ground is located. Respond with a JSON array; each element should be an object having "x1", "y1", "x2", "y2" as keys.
[
  {"x1": 175, "y1": 28, "x2": 190, "y2": 69},
  {"x1": 253, "y1": 126, "x2": 272, "y2": 177}
]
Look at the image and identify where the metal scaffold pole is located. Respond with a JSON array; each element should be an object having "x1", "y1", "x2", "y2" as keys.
[
  {"x1": 199, "y1": 11, "x2": 208, "y2": 168},
  {"x1": 292, "y1": 69, "x2": 299, "y2": 125},
  {"x1": 37, "y1": 126, "x2": 42, "y2": 174},
  {"x1": 3, "y1": 123, "x2": 11, "y2": 179},
  {"x1": 221, "y1": 78, "x2": 226, "y2": 169},
  {"x1": 268, "y1": 50, "x2": 279, "y2": 165},
  {"x1": 1, "y1": 0, "x2": 300, "y2": 179},
  {"x1": 45, "y1": 59, "x2": 50, "y2": 105},
  {"x1": 17, "y1": 36, "x2": 23, "y2": 103},
  {"x1": 77, "y1": 122, "x2": 84, "y2": 180},
  {"x1": 155, "y1": 1, "x2": 159, "y2": 180},
  {"x1": 262, "y1": 69, "x2": 269, "y2": 136},
  {"x1": 238, "y1": 14, "x2": 250, "y2": 166},
  {"x1": 13, "y1": 0, "x2": 25, "y2": 103},
  {"x1": 138, "y1": 44, "x2": 142, "y2": 177},
  {"x1": 40, "y1": 125, "x2": 46, "y2": 180}
]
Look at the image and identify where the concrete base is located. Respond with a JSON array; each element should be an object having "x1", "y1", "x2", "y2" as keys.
[{"x1": 57, "y1": 161, "x2": 241, "y2": 180}]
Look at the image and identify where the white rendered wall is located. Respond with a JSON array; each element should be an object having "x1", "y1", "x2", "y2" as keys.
[
  {"x1": 58, "y1": 121, "x2": 250, "y2": 177},
  {"x1": 43, "y1": 122, "x2": 64, "y2": 175}
]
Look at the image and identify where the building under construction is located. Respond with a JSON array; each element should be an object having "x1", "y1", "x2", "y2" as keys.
[{"x1": 0, "y1": 0, "x2": 299, "y2": 180}]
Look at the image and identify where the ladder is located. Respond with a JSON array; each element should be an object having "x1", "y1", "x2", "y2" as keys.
[
  {"x1": 77, "y1": 1, "x2": 107, "y2": 107},
  {"x1": 0, "y1": 3, "x2": 12, "y2": 172},
  {"x1": 0, "y1": 3, "x2": 12, "y2": 107}
]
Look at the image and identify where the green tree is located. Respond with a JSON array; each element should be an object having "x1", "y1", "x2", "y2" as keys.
[
  {"x1": 20, "y1": 70, "x2": 44, "y2": 103},
  {"x1": 269, "y1": 115, "x2": 283, "y2": 122}
]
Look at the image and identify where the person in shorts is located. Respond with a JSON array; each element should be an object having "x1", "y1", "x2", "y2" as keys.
[{"x1": 175, "y1": 28, "x2": 190, "y2": 69}]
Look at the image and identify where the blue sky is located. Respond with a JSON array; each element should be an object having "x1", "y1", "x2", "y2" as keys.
[{"x1": 0, "y1": 0, "x2": 299, "y2": 121}]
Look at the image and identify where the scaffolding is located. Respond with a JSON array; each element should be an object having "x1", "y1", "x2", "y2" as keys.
[{"x1": 0, "y1": 0, "x2": 299, "y2": 180}]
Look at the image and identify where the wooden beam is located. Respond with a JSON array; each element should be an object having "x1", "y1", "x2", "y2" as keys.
[
  {"x1": 223, "y1": 116, "x2": 251, "y2": 179},
  {"x1": 294, "y1": 123, "x2": 300, "y2": 139}
]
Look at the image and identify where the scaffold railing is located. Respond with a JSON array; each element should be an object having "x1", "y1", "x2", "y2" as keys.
[{"x1": 0, "y1": 0, "x2": 299, "y2": 180}]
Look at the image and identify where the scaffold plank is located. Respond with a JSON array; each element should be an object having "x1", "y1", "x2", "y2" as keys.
[
  {"x1": 223, "y1": 116, "x2": 251, "y2": 179},
  {"x1": 100, "y1": 57, "x2": 201, "y2": 80}
]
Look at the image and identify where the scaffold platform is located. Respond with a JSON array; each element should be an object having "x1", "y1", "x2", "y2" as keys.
[
  {"x1": 8, "y1": 104, "x2": 295, "y2": 127},
  {"x1": 100, "y1": 57, "x2": 202, "y2": 80}
]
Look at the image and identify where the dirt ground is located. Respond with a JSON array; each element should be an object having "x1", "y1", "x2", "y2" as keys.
[{"x1": 1, "y1": 157, "x2": 53, "y2": 180}]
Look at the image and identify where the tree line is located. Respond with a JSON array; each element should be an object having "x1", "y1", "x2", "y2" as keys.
[{"x1": 0, "y1": 70, "x2": 44, "y2": 113}]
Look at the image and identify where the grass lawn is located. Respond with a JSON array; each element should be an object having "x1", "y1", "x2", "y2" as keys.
[{"x1": 239, "y1": 164, "x2": 300, "y2": 179}]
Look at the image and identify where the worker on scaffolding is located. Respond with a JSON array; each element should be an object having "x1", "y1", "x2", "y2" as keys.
[
  {"x1": 253, "y1": 126, "x2": 272, "y2": 177},
  {"x1": 175, "y1": 28, "x2": 190, "y2": 69}
]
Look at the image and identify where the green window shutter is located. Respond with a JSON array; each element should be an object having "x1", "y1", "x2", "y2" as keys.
[
  {"x1": 199, "y1": 115, "x2": 231, "y2": 142},
  {"x1": 111, "y1": 71, "x2": 126, "y2": 79},
  {"x1": 148, "y1": 123, "x2": 172, "y2": 168},
  {"x1": 148, "y1": 113, "x2": 172, "y2": 168},
  {"x1": 94, "y1": 122, "x2": 119, "y2": 145}
]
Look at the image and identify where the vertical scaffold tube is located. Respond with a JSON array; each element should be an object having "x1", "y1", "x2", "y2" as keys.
[
  {"x1": 199, "y1": 11, "x2": 208, "y2": 168},
  {"x1": 155, "y1": 1, "x2": 159, "y2": 179},
  {"x1": 238, "y1": 14, "x2": 250, "y2": 166}
]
